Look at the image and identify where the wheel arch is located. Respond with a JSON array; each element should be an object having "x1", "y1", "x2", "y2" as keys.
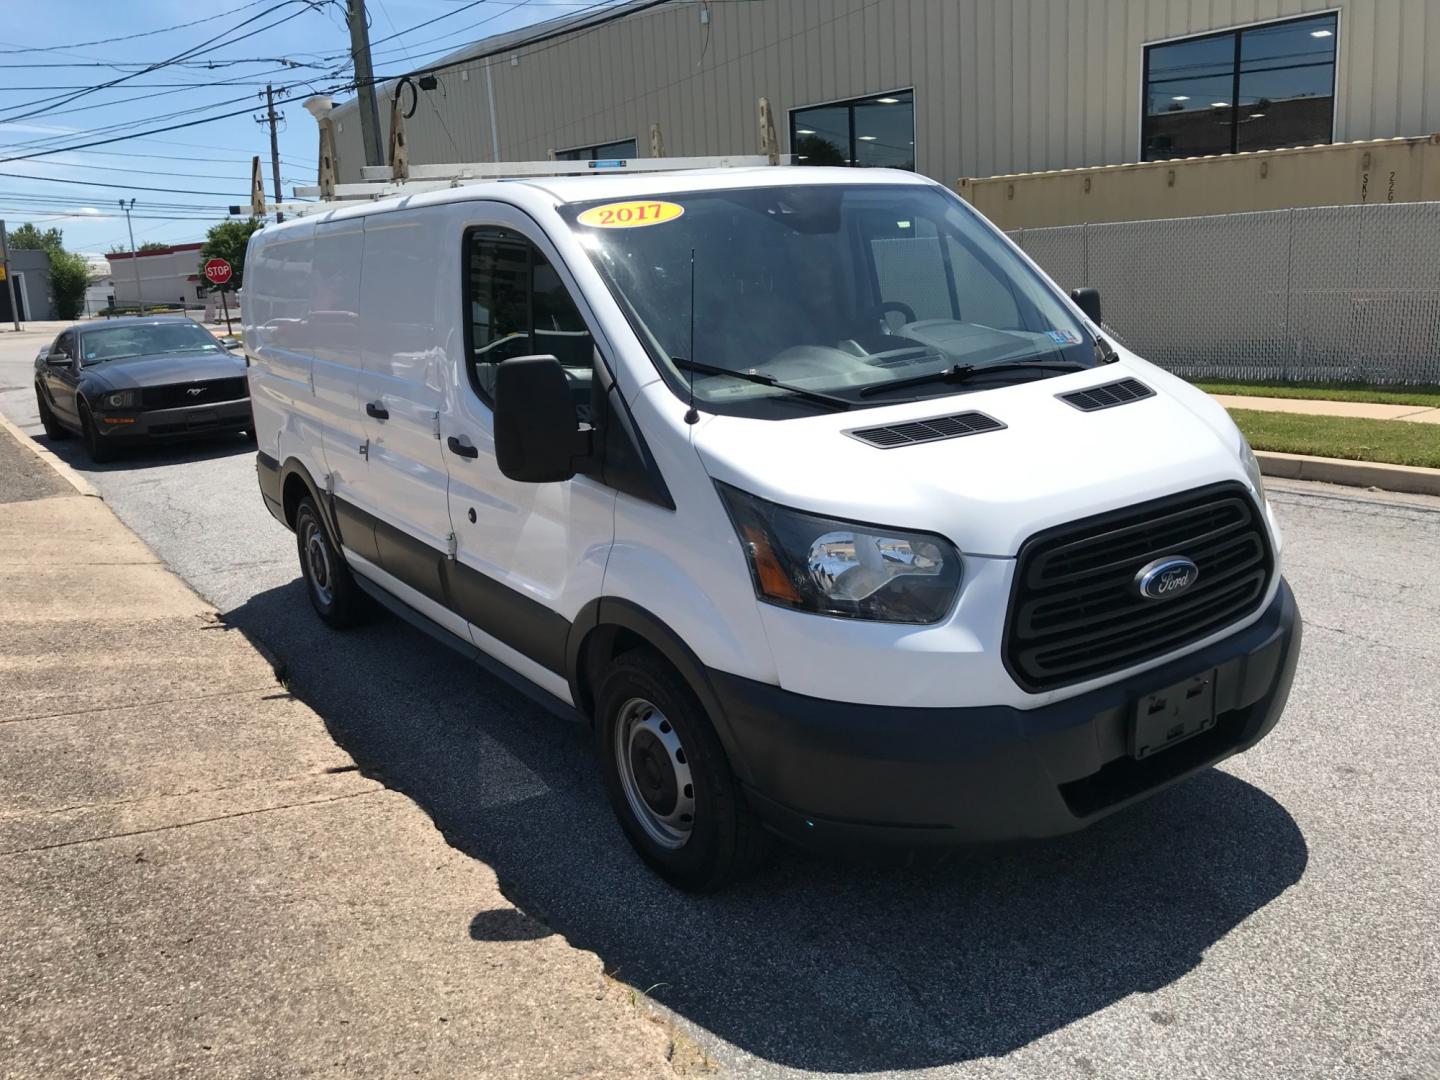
[
  {"x1": 278, "y1": 456, "x2": 342, "y2": 547},
  {"x1": 567, "y1": 597, "x2": 755, "y2": 785}
]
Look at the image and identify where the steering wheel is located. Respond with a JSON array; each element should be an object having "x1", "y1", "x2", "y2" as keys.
[{"x1": 870, "y1": 301, "x2": 917, "y2": 333}]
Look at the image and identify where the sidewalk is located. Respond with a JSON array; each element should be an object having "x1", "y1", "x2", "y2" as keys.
[
  {"x1": 1211, "y1": 393, "x2": 1440, "y2": 424},
  {"x1": 0, "y1": 425, "x2": 685, "y2": 1078}
]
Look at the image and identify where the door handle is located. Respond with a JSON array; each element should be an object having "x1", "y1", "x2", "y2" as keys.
[
  {"x1": 447, "y1": 435, "x2": 478, "y2": 459},
  {"x1": 365, "y1": 402, "x2": 389, "y2": 420}
]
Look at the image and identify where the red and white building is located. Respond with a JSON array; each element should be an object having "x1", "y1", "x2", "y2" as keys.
[{"x1": 104, "y1": 242, "x2": 206, "y2": 310}]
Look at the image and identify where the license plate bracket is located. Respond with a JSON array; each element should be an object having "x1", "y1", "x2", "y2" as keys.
[{"x1": 1130, "y1": 670, "x2": 1217, "y2": 760}]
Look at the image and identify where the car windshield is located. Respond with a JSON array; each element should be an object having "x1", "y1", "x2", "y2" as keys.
[
  {"x1": 79, "y1": 322, "x2": 223, "y2": 365},
  {"x1": 562, "y1": 183, "x2": 1099, "y2": 417}
]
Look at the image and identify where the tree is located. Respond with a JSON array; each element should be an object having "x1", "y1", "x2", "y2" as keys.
[
  {"x1": 9, "y1": 223, "x2": 64, "y2": 255},
  {"x1": 48, "y1": 250, "x2": 90, "y2": 320},
  {"x1": 200, "y1": 218, "x2": 262, "y2": 290},
  {"x1": 7, "y1": 223, "x2": 85, "y2": 318}
]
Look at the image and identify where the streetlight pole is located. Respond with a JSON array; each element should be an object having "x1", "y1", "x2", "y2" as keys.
[{"x1": 119, "y1": 198, "x2": 145, "y2": 315}]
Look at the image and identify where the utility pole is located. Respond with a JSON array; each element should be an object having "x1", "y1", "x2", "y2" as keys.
[
  {"x1": 119, "y1": 198, "x2": 145, "y2": 315},
  {"x1": 346, "y1": 0, "x2": 385, "y2": 167},
  {"x1": 0, "y1": 220, "x2": 21, "y2": 331},
  {"x1": 263, "y1": 84, "x2": 286, "y2": 223}
]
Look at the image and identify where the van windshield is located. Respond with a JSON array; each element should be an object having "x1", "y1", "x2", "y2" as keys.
[{"x1": 562, "y1": 183, "x2": 1100, "y2": 417}]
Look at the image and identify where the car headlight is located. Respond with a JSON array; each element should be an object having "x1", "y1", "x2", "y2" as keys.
[
  {"x1": 102, "y1": 390, "x2": 138, "y2": 409},
  {"x1": 1238, "y1": 430, "x2": 1266, "y2": 502},
  {"x1": 716, "y1": 483, "x2": 962, "y2": 623}
]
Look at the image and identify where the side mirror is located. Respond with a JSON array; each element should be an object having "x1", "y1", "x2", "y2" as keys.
[
  {"x1": 1070, "y1": 287, "x2": 1103, "y2": 325},
  {"x1": 46, "y1": 350, "x2": 71, "y2": 367},
  {"x1": 494, "y1": 355, "x2": 592, "y2": 483}
]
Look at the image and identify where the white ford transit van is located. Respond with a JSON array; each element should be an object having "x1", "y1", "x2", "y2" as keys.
[{"x1": 244, "y1": 166, "x2": 1300, "y2": 891}]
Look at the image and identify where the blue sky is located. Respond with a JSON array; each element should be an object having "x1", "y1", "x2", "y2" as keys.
[{"x1": 0, "y1": 0, "x2": 604, "y2": 257}]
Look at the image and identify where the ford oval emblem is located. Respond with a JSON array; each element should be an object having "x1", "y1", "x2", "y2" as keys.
[{"x1": 1136, "y1": 557, "x2": 1199, "y2": 601}]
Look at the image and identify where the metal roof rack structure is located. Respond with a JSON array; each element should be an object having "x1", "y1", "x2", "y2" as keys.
[{"x1": 255, "y1": 95, "x2": 788, "y2": 219}]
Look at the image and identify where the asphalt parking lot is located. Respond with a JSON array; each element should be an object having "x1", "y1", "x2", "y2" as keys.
[{"x1": 2, "y1": 332, "x2": 1437, "y2": 1080}]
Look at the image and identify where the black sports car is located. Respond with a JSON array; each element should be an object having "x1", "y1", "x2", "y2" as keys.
[{"x1": 33, "y1": 317, "x2": 253, "y2": 462}]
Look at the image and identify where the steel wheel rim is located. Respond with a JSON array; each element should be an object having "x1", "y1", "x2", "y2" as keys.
[
  {"x1": 301, "y1": 518, "x2": 334, "y2": 607},
  {"x1": 614, "y1": 696, "x2": 695, "y2": 850}
]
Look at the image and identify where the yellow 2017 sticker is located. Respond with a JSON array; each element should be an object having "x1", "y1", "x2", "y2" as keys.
[{"x1": 576, "y1": 200, "x2": 684, "y2": 229}]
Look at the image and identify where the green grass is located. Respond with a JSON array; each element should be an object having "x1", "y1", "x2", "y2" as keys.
[
  {"x1": 1196, "y1": 379, "x2": 1440, "y2": 409},
  {"x1": 1229, "y1": 408, "x2": 1440, "y2": 469}
]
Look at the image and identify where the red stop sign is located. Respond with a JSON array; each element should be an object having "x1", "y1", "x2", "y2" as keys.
[{"x1": 203, "y1": 257, "x2": 232, "y2": 286}]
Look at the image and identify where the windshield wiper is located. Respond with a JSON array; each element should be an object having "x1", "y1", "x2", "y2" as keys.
[
  {"x1": 671, "y1": 358, "x2": 852, "y2": 411},
  {"x1": 859, "y1": 358, "x2": 1090, "y2": 398}
]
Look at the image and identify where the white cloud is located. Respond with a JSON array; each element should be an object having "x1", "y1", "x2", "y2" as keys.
[{"x1": 72, "y1": 207, "x2": 102, "y2": 216}]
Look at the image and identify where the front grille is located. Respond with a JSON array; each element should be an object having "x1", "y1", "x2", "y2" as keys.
[
  {"x1": 1004, "y1": 484, "x2": 1272, "y2": 692},
  {"x1": 846, "y1": 411, "x2": 1005, "y2": 449},
  {"x1": 141, "y1": 376, "x2": 248, "y2": 409}
]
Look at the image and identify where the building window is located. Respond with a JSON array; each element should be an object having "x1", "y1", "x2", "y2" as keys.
[
  {"x1": 1142, "y1": 13, "x2": 1338, "y2": 161},
  {"x1": 554, "y1": 138, "x2": 637, "y2": 161},
  {"x1": 791, "y1": 89, "x2": 914, "y2": 170}
]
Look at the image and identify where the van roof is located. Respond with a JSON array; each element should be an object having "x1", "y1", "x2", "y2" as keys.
[{"x1": 268, "y1": 166, "x2": 937, "y2": 231}]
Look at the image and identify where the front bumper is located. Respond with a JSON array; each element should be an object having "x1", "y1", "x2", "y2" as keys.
[
  {"x1": 713, "y1": 579, "x2": 1301, "y2": 850},
  {"x1": 94, "y1": 397, "x2": 252, "y2": 441}
]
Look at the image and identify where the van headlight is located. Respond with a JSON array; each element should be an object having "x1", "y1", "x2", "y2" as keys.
[
  {"x1": 716, "y1": 483, "x2": 962, "y2": 624},
  {"x1": 1238, "y1": 431, "x2": 1266, "y2": 502}
]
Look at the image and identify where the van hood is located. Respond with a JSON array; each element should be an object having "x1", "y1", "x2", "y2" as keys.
[
  {"x1": 82, "y1": 350, "x2": 244, "y2": 391},
  {"x1": 690, "y1": 362, "x2": 1252, "y2": 557}
]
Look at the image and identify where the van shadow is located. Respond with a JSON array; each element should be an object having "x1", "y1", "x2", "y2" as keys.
[
  {"x1": 224, "y1": 581, "x2": 1308, "y2": 1074},
  {"x1": 34, "y1": 431, "x2": 253, "y2": 473}
]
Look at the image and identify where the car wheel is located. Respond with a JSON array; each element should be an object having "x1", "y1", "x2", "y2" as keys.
[
  {"x1": 295, "y1": 497, "x2": 364, "y2": 628},
  {"x1": 35, "y1": 386, "x2": 70, "y2": 440},
  {"x1": 596, "y1": 649, "x2": 767, "y2": 892},
  {"x1": 78, "y1": 402, "x2": 116, "y2": 463}
]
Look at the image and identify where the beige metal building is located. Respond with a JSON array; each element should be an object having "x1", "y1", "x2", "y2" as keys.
[{"x1": 330, "y1": 0, "x2": 1439, "y2": 188}]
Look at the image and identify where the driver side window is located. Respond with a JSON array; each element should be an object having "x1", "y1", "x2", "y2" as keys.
[
  {"x1": 464, "y1": 226, "x2": 594, "y2": 418},
  {"x1": 53, "y1": 331, "x2": 75, "y2": 359}
]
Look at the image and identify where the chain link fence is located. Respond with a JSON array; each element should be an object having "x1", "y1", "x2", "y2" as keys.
[{"x1": 1008, "y1": 201, "x2": 1440, "y2": 385}]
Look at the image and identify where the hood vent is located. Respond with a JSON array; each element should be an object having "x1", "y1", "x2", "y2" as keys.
[
  {"x1": 1058, "y1": 377, "x2": 1155, "y2": 412},
  {"x1": 846, "y1": 410, "x2": 1006, "y2": 449}
]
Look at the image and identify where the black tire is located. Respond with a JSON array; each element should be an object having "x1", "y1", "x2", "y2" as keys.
[
  {"x1": 78, "y1": 401, "x2": 117, "y2": 463},
  {"x1": 294, "y1": 497, "x2": 364, "y2": 628},
  {"x1": 596, "y1": 649, "x2": 767, "y2": 892},
  {"x1": 35, "y1": 386, "x2": 70, "y2": 440}
]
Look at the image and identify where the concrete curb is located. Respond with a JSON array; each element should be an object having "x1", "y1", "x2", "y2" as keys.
[
  {"x1": 1257, "y1": 450, "x2": 1440, "y2": 497},
  {"x1": 0, "y1": 412, "x2": 101, "y2": 499}
]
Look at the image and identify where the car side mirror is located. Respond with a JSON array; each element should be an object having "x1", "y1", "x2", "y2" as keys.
[
  {"x1": 46, "y1": 351, "x2": 71, "y2": 367},
  {"x1": 493, "y1": 355, "x2": 592, "y2": 483},
  {"x1": 1070, "y1": 287, "x2": 1102, "y2": 326}
]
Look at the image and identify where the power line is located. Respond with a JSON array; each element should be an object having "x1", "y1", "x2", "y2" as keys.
[
  {"x1": 0, "y1": 0, "x2": 272, "y2": 55},
  {"x1": 0, "y1": 1, "x2": 327, "y2": 125},
  {"x1": 0, "y1": 91, "x2": 267, "y2": 154},
  {"x1": 0, "y1": 102, "x2": 283, "y2": 163},
  {"x1": 17, "y1": 158, "x2": 266, "y2": 181},
  {"x1": 0, "y1": 170, "x2": 245, "y2": 196}
]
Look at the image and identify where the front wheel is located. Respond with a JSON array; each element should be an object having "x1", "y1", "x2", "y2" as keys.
[
  {"x1": 78, "y1": 402, "x2": 116, "y2": 463},
  {"x1": 35, "y1": 386, "x2": 70, "y2": 440},
  {"x1": 294, "y1": 497, "x2": 364, "y2": 628},
  {"x1": 596, "y1": 650, "x2": 767, "y2": 892}
]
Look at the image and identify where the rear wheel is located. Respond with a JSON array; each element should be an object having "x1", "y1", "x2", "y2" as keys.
[
  {"x1": 78, "y1": 402, "x2": 116, "y2": 463},
  {"x1": 295, "y1": 497, "x2": 364, "y2": 628},
  {"x1": 596, "y1": 649, "x2": 767, "y2": 891},
  {"x1": 35, "y1": 386, "x2": 70, "y2": 440}
]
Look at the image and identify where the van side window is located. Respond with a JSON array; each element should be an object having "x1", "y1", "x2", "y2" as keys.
[{"x1": 465, "y1": 226, "x2": 594, "y2": 415}]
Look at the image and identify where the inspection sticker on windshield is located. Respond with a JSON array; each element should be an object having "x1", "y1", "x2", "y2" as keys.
[
  {"x1": 576, "y1": 200, "x2": 685, "y2": 228},
  {"x1": 1045, "y1": 329, "x2": 1083, "y2": 345}
]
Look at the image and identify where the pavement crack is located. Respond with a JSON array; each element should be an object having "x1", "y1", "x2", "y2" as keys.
[
  {"x1": 0, "y1": 766, "x2": 374, "y2": 820},
  {"x1": 0, "y1": 684, "x2": 281, "y2": 727},
  {"x1": 0, "y1": 789, "x2": 384, "y2": 858}
]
